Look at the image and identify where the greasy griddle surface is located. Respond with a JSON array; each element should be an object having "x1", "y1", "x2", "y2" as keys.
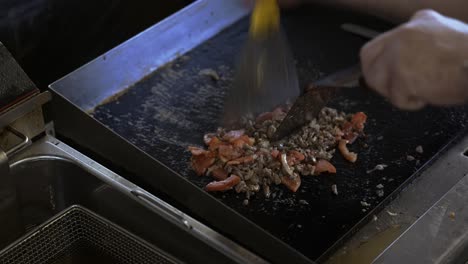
[{"x1": 92, "y1": 8, "x2": 468, "y2": 260}]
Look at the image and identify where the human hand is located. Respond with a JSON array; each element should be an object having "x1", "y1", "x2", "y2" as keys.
[{"x1": 360, "y1": 10, "x2": 468, "y2": 110}]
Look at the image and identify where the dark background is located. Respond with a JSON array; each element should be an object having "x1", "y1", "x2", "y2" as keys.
[{"x1": 0, "y1": 0, "x2": 193, "y2": 89}]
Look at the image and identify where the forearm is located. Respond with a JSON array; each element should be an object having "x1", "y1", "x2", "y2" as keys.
[{"x1": 319, "y1": 0, "x2": 468, "y2": 23}]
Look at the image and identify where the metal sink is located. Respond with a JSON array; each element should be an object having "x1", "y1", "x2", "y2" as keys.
[{"x1": 0, "y1": 135, "x2": 264, "y2": 263}]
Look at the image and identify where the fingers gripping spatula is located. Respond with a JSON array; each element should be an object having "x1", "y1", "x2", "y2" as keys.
[{"x1": 223, "y1": 0, "x2": 300, "y2": 127}]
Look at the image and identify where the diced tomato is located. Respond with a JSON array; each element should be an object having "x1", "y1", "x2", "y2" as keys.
[
  {"x1": 351, "y1": 112, "x2": 367, "y2": 131},
  {"x1": 208, "y1": 137, "x2": 222, "y2": 150},
  {"x1": 271, "y1": 149, "x2": 280, "y2": 159},
  {"x1": 191, "y1": 151, "x2": 216, "y2": 176},
  {"x1": 218, "y1": 145, "x2": 242, "y2": 162},
  {"x1": 231, "y1": 135, "x2": 255, "y2": 148},
  {"x1": 211, "y1": 167, "x2": 228, "y2": 180},
  {"x1": 282, "y1": 175, "x2": 301, "y2": 192},
  {"x1": 341, "y1": 121, "x2": 358, "y2": 143},
  {"x1": 287, "y1": 150, "x2": 306, "y2": 166},
  {"x1": 205, "y1": 175, "x2": 241, "y2": 192},
  {"x1": 226, "y1": 155, "x2": 256, "y2": 165},
  {"x1": 343, "y1": 132, "x2": 358, "y2": 143},
  {"x1": 341, "y1": 121, "x2": 352, "y2": 133},
  {"x1": 315, "y1": 159, "x2": 337, "y2": 174},
  {"x1": 188, "y1": 146, "x2": 208, "y2": 156}
]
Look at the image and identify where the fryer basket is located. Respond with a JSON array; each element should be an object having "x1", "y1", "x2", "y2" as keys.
[{"x1": 0, "y1": 205, "x2": 179, "y2": 264}]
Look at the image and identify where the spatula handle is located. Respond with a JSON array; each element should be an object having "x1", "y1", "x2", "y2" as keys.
[{"x1": 250, "y1": 0, "x2": 280, "y2": 37}]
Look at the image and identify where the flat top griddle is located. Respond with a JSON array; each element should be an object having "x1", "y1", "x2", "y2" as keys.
[{"x1": 91, "y1": 7, "x2": 468, "y2": 261}]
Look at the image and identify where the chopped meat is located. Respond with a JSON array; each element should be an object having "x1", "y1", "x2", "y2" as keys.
[
  {"x1": 315, "y1": 159, "x2": 337, "y2": 174},
  {"x1": 189, "y1": 106, "x2": 367, "y2": 201},
  {"x1": 205, "y1": 175, "x2": 241, "y2": 192},
  {"x1": 338, "y1": 139, "x2": 357, "y2": 163},
  {"x1": 280, "y1": 153, "x2": 294, "y2": 176},
  {"x1": 223, "y1": 129, "x2": 245, "y2": 141}
]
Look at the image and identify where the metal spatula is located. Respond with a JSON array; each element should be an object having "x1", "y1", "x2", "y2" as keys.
[
  {"x1": 272, "y1": 64, "x2": 365, "y2": 140},
  {"x1": 223, "y1": 0, "x2": 300, "y2": 127}
]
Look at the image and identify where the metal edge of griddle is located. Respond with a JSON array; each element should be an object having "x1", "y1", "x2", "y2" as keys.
[
  {"x1": 318, "y1": 128, "x2": 468, "y2": 263},
  {"x1": 49, "y1": 0, "x2": 249, "y2": 112},
  {"x1": 373, "y1": 162, "x2": 468, "y2": 263},
  {"x1": 368, "y1": 132, "x2": 468, "y2": 263},
  {"x1": 45, "y1": 91, "x2": 314, "y2": 264}
]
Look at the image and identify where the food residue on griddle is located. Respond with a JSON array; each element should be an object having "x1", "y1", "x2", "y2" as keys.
[
  {"x1": 415, "y1": 145, "x2": 424, "y2": 154},
  {"x1": 386, "y1": 210, "x2": 398, "y2": 216},
  {"x1": 360, "y1": 201, "x2": 371, "y2": 207},
  {"x1": 376, "y1": 189, "x2": 384, "y2": 197},
  {"x1": 449, "y1": 211, "x2": 456, "y2": 220},
  {"x1": 331, "y1": 184, "x2": 339, "y2": 196},
  {"x1": 366, "y1": 164, "x2": 388, "y2": 174},
  {"x1": 188, "y1": 106, "x2": 367, "y2": 201},
  {"x1": 199, "y1": 68, "x2": 220, "y2": 81}
]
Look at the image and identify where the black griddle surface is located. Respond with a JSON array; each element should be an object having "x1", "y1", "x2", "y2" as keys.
[{"x1": 91, "y1": 7, "x2": 468, "y2": 261}]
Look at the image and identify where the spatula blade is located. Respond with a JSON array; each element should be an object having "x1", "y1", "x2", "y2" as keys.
[
  {"x1": 272, "y1": 86, "x2": 339, "y2": 141},
  {"x1": 272, "y1": 65, "x2": 363, "y2": 140}
]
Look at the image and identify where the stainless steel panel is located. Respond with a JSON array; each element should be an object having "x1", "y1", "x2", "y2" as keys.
[{"x1": 50, "y1": 0, "x2": 248, "y2": 112}]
